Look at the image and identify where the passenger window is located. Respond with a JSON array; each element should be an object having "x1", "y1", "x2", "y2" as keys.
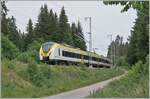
[{"x1": 58, "y1": 49, "x2": 60, "y2": 56}]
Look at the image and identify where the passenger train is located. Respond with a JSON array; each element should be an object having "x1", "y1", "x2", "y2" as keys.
[{"x1": 39, "y1": 42, "x2": 112, "y2": 68}]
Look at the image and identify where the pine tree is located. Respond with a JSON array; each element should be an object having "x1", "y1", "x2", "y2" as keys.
[
  {"x1": 127, "y1": 4, "x2": 149, "y2": 65},
  {"x1": 58, "y1": 6, "x2": 73, "y2": 45},
  {"x1": 49, "y1": 13, "x2": 60, "y2": 42},
  {"x1": 71, "y1": 22, "x2": 87, "y2": 50},
  {"x1": 34, "y1": 4, "x2": 49, "y2": 41},
  {"x1": 24, "y1": 18, "x2": 34, "y2": 51},
  {"x1": 71, "y1": 22, "x2": 77, "y2": 47},
  {"x1": 47, "y1": 9, "x2": 60, "y2": 42},
  {"x1": 76, "y1": 21, "x2": 87, "y2": 50},
  {"x1": 107, "y1": 35, "x2": 128, "y2": 66},
  {"x1": 7, "y1": 16, "x2": 21, "y2": 48},
  {"x1": 1, "y1": 0, "x2": 9, "y2": 35},
  {"x1": 104, "y1": 1, "x2": 149, "y2": 65}
]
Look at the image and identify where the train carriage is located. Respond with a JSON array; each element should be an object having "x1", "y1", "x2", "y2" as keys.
[{"x1": 39, "y1": 42, "x2": 112, "y2": 68}]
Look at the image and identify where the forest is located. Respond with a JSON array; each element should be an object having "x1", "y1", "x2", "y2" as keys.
[
  {"x1": 106, "y1": 1, "x2": 149, "y2": 67},
  {"x1": 1, "y1": 1, "x2": 149, "y2": 98},
  {"x1": 2, "y1": 2, "x2": 86, "y2": 61}
]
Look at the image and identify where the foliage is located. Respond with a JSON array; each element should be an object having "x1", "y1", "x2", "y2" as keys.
[
  {"x1": 105, "y1": 1, "x2": 149, "y2": 65},
  {"x1": 2, "y1": 2, "x2": 87, "y2": 54},
  {"x1": 33, "y1": 4, "x2": 86, "y2": 49},
  {"x1": 1, "y1": 35, "x2": 19, "y2": 60},
  {"x1": 116, "y1": 56, "x2": 129, "y2": 67},
  {"x1": 107, "y1": 35, "x2": 128, "y2": 66},
  {"x1": 23, "y1": 18, "x2": 35, "y2": 51},
  {"x1": 89, "y1": 61, "x2": 148, "y2": 98},
  {"x1": 27, "y1": 61, "x2": 43, "y2": 87},
  {"x1": 71, "y1": 22, "x2": 87, "y2": 50},
  {"x1": 7, "y1": 16, "x2": 20, "y2": 46},
  {"x1": 58, "y1": 6, "x2": 73, "y2": 45},
  {"x1": 1, "y1": 0, "x2": 9, "y2": 35},
  {"x1": 16, "y1": 38, "x2": 43, "y2": 63},
  {"x1": 28, "y1": 39, "x2": 44, "y2": 63},
  {"x1": 103, "y1": 1, "x2": 149, "y2": 13},
  {"x1": 127, "y1": 4, "x2": 149, "y2": 65},
  {"x1": 16, "y1": 52, "x2": 34, "y2": 63},
  {"x1": 2, "y1": 60, "x2": 124, "y2": 98},
  {"x1": 2, "y1": 59, "x2": 15, "y2": 69},
  {"x1": 131, "y1": 61, "x2": 148, "y2": 76}
]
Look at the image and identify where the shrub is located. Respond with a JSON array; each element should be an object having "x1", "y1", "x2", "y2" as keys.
[
  {"x1": 131, "y1": 61, "x2": 148, "y2": 75},
  {"x1": 1, "y1": 35, "x2": 19, "y2": 60},
  {"x1": 40, "y1": 65, "x2": 51, "y2": 79},
  {"x1": 28, "y1": 39, "x2": 44, "y2": 52},
  {"x1": 2, "y1": 59, "x2": 15, "y2": 69},
  {"x1": 27, "y1": 61, "x2": 37, "y2": 81},
  {"x1": 27, "y1": 61, "x2": 45, "y2": 87},
  {"x1": 16, "y1": 39, "x2": 43, "y2": 64},
  {"x1": 116, "y1": 56, "x2": 129, "y2": 67},
  {"x1": 16, "y1": 52, "x2": 34, "y2": 63}
]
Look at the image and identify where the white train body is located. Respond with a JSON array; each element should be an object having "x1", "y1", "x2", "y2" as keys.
[{"x1": 39, "y1": 42, "x2": 112, "y2": 68}]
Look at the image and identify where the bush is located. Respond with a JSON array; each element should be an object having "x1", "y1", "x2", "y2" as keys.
[
  {"x1": 90, "y1": 61, "x2": 148, "y2": 98},
  {"x1": 2, "y1": 59, "x2": 15, "y2": 69},
  {"x1": 1, "y1": 35, "x2": 19, "y2": 60},
  {"x1": 28, "y1": 39, "x2": 43, "y2": 52},
  {"x1": 15, "y1": 39, "x2": 43, "y2": 64},
  {"x1": 16, "y1": 52, "x2": 34, "y2": 63},
  {"x1": 40, "y1": 65, "x2": 51, "y2": 79},
  {"x1": 27, "y1": 61, "x2": 45, "y2": 87},
  {"x1": 131, "y1": 61, "x2": 148, "y2": 76},
  {"x1": 27, "y1": 40, "x2": 44, "y2": 64},
  {"x1": 116, "y1": 56, "x2": 129, "y2": 67}
]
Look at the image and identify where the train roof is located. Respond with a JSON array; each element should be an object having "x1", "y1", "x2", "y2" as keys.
[{"x1": 42, "y1": 41, "x2": 56, "y2": 45}]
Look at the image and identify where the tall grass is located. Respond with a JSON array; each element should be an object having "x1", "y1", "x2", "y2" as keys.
[
  {"x1": 1, "y1": 60, "x2": 124, "y2": 98},
  {"x1": 89, "y1": 61, "x2": 149, "y2": 98}
]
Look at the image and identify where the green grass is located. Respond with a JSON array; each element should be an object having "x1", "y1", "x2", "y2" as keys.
[
  {"x1": 1, "y1": 59, "x2": 124, "y2": 98},
  {"x1": 89, "y1": 62, "x2": 149, "y2": 98}
]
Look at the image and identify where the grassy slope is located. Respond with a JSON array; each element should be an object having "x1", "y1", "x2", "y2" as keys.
[
  {"x1": 2, "y1": 60, "x2": 124, "y2": 98},
  {"x1": 89, "y1": 65, "x2": 149, "y2": 98}
]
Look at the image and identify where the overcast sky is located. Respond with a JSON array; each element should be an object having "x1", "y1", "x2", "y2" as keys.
[{"x1": 6, "y1": 1, "x2": 137, "y2": 56}]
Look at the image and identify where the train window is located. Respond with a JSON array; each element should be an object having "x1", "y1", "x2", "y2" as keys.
[
  {"x1": 62, "y1": 51, "x2": 68, "y2": 57},
  {"x1": 58, "y1": 49, "x2": 60, "y2": 56},
  {"x1": 62, "y1": 50, "x2": 82, "y2": 59},
  {"x1": 84, "y1": 55, "x2": 86, "y2": 59},
  {"x1": 84, "y1": 55, "x2": 89, "y2": 60},
  {"x1": 76, "y1": 54, "x2": 81, "y2": 59},
  {"x1": 42, "y1": 42, "x2": 54, "y2": 52}
]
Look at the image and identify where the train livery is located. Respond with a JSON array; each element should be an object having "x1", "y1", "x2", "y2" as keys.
[{"x1": 39, "y1": 42, "x2": 112, "y2": 68}]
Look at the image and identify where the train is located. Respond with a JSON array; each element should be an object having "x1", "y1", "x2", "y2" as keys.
[{"x1": 39, "y1": 42, "x2": 112, "y2": 68}]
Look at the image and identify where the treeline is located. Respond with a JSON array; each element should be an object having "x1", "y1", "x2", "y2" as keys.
[
  {"x1": 105, "y1": 1, "x2": 149, "y2": 66},
  {"x1": 107, "y1": 35, "x2": 128, "y2": 66},
  {"x1": 1, "y1": 1, "x2": 87, "y2": 60}
]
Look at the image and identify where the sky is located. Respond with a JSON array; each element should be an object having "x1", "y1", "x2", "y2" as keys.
[{"x1": 6, "y1": 1, "x2": 137, "y2": 56}]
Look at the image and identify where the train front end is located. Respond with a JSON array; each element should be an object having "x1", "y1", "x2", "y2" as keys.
[{"x1": 39, "y1": 42, "x2": 55, "y2": 62}]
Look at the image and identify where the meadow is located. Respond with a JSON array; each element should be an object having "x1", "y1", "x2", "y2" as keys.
[{"x1": 1, "y1": 57, "x2": 124, "y2": 98}]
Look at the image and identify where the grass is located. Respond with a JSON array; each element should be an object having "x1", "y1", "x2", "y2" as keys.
[
  {"x1": 1, "y1": 59, "x2": 124, "y2": 98},
  {"x1": 89, "y1": 62, "x2": 149, "y2": 98}
]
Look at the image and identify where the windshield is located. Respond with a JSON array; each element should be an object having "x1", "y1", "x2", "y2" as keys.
[{"x1": 42, "y1": 42, "x2": 54, "y2": 52}]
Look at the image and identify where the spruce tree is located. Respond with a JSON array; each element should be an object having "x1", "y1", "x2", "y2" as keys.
[
  {"x1": 58, "y1": 6, "x2": 73, "y2": 45},
  {"x1": 1, "y1": 0, "x2": 9, "y2": 35},
  {"x1": 76, "y1": 21, "x2": 87, "y2": 50},
  {"x1": 34, "y1": 4, "x2": 49, "y2": 41},
  {"x1": 24, "y1": 18, "x2": 34, "y2": 50},
  {"x1": 104, "y1": 1, "x2": 149, "y2": 65},
  {"x1": 7, "y1": 16, "x2": 21, "y2": 48},
  {"x1": 71, "y1": 22, "x2": 87, "y2": 50}
]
